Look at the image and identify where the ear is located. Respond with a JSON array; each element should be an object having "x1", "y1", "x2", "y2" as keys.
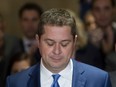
[
  {"x1": 35, "y1": 34, "x2": 39, "y2": 48},
  {"x1": 74, "y1": 35, "x2": 77, "y2": 47},
  {"x1": 71, "y1": 35, "x2": 78, "y2": 58}
]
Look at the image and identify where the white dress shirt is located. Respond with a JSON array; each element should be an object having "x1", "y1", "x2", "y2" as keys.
[
  {"x1": 40, "y1": 59, "x2": 73, "y2": 87},
  {"x1": 22, "y1": 37, "x2": 37, "y2": 53}
]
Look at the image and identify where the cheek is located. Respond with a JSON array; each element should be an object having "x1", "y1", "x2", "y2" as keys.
[
  {"x1": 62, "y1": 45, "x2": 74, "y2": 57},
  {"x1": 22, "y1": 22, "x2": 28, "y2": 27},
  {"x1": 34, "y1": 22, "x2": 39, "y2": 26},
  {"x1": 94, "y1": 11, "x2": 102, "y2": 19},
  {"x1": 39, "y1": 43, "x2": 52, "y2": 56},
  {"x1": 106, "y1": 13, "x2": 112, "y2": 19},
  {"x1": 96, "y1": 14, "x2": 101, "y2": 19}
]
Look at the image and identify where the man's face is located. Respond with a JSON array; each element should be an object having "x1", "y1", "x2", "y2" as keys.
[
  {"x1": 92, "y1": 0, "x2": 113, "y2": 28},
  {"x1": 37, "y1": 25, "x2": 75, "y2": 73},
  {"x1": 20, "y1": 10, "x2": 39, "y2": 39}
]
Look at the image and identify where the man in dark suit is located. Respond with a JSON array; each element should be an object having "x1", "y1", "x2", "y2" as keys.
[
  {"x1": 0, "y1": 14, "x2": 20, "y2": 87},
  {"x1": 14, "y1": 2, "x2": 43, "y2": 62},
  {"x1": 91, "y1": 0, "x2": 116, "y2": 54},
  {"x1": 6, "y1": 8, "x2": 112, "y2": 87}
]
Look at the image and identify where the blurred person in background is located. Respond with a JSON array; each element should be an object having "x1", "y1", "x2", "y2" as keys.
[
  {"x1": 0, "y1": 14, "x2": 19, "y2": 87},
  {"x1": 81, "y1": 7, "x2": 116, "y2": 86},
  {"x1": 107, "y1": 40, "x2": 116, "y2": 87},
  {"x1": 91, "y1": 1, "x2": 116, "y2": 86},
  {"x1": 105, "y1": 39, "x2": 116, "y2": 69},
  {"x1": 79, "y1": 0, "x2": 92, "y2": 20},
  {"x1": 115, "y1": 41, "x2": 116, "y2": 52},
  {"x1": 7, "y1": 52, "x2": 34, "y2": 75},
  {"x1": 105, "y1": 49, "x2": 116, "y2": 72},
  {"x1": 0, "y1": 26, "x2": 4, "y2": 79},
  {"x1": 91, "y1": 0, "x2": 116, "y2": 54},
  {"x1": 14, "y1": 2, "x2": 43, "y2": 63},
  {"x1": 0, "y1": 27, "x2": 4, "y2": 60},
  {"x1": 84, "y1": 11, "x2": 104, "y2": 48},
  {"x1": 91, "y1": 0, "x2": 116, "y2": 72},
  {"x1": 84, "y1": 11, "x2": 96, "y2": 31},
  {"x1": 68, "y1": 10, "x2": 105, "y2": 69}
]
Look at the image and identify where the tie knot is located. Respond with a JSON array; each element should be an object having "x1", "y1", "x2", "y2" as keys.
[{"x1": 52, "y1": 74, "x2": 61, "y2": 82}]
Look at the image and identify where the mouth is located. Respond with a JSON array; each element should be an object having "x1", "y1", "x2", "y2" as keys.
[
  {"x1": 50, "y1": 56, "x2": 62, "y2": 62},
  {"x1": 100, "y1": 18, "x2": 106, "y2": 22}
]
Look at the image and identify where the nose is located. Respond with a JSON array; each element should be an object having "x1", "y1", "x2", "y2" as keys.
[
  {"x1": 29, "y1": 21, "x2": 33, "y2": 27},
  {"x1": 53, "y1": 43, "x2": 62, "y2": 55},
  {"x1": 99, "y1": 9, "x2": 105, "y2": 17}
]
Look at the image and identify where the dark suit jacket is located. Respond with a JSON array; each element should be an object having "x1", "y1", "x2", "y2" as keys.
[
  {"x1": 75, "y1": 42, "x2": 105, "y2": 69},
  {"x1": 13, "y1": 38, "x2": 41, "y2": 63},
  {"x1": 0, "y1": 34, "x2": 19, "y2": 87},
  {"x1": 6, "y1": 59, "x2": 112, "y2": 87},
  {"x1": 110, "y1": 71, "x2": 116, "y2": 87}
]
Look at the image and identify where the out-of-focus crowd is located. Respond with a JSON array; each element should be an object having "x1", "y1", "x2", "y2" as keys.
[{"x1": 0, "y1": 0, "x2": 116, "y2": 87}]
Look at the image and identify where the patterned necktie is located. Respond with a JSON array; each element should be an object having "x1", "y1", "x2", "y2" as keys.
[{"x1": 51, "y1": 74, "x2": 61, "y2": 87}]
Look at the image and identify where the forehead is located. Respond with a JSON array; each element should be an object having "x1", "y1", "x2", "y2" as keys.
[
  {"x1": 42, "y1": 25, "x2": 73, "y2": 40},
  {"x1": 21, "y1": 10, "x2": 39, "y2": 18},
  {"x1": 93, "y1": 0, "x2": 112, "y2": 7}
]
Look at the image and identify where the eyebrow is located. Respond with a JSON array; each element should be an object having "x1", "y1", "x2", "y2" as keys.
[
  {"x1": 61, "y1": 40, "x2": 71, "y2": 42},
  {"x1": 44, "y1": 39, "x2": 71, "y2": 42},
  {"x1": 44, "y1": 39, "x2": 54, "y2": 42}
]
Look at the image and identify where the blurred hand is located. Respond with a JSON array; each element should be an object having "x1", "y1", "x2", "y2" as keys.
[{"x1": 89, "y1": 28, "x2": 103, "y2": 47}]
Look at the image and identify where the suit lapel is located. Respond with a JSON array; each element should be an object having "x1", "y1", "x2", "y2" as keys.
[
  {"x1": 27, "y1": 63, "x2": 41, "y2": 87},
  {"x1": 72, "y1": 59, "x2": 86, "y2": 87},
  {"x1": 19, "y1": 39, "x2": 25, "y2": 52},
  {"x1": 27, "y1": 59, "x2": 86, "y2": 87}
]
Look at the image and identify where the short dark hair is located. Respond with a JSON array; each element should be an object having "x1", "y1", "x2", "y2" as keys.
[
  {"x1": 10, "y1": 52, "x2": 33, "y2": 67},
  {"x1": 91, "y1": 0, "x2": 115, "y2": 8},
  {"x1": 19, "y1": 2, "x2": 43, "y2": 18},
  {"x1": 38, "y1": 8, "x2": 77, "y2": 39}
]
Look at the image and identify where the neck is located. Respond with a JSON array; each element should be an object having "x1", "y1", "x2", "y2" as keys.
[{"x1": 42, "y1": 59, "x2": 70, "y2": 74}]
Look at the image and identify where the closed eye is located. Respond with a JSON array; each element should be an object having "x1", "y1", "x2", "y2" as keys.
[
  {"x1": 45, "y1": 39, "x2": 55, "y2": 46},
  {"x1": 61, "y1": 41, "x2": 70, "y2": 47}
]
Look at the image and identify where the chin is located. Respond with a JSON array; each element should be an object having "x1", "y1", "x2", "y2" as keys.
[{"x1": 50, "y1": 62, "x2": 62, "y2": 69}]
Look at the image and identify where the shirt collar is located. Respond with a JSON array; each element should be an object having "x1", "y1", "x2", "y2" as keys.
[
  {"x1": 40, "y1": 60, "x2": 53, "y2": 80},
  {"x1": 59, "y1": 59, "x2": 73, "y2": 80}
]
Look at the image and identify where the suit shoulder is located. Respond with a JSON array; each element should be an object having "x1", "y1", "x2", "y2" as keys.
[
  {"x1": 73, "y1": 59, "x2": 108, "y2": 75},
  {"x1": 72, "y1": 60, "x2": 111, "y2": 87}
]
